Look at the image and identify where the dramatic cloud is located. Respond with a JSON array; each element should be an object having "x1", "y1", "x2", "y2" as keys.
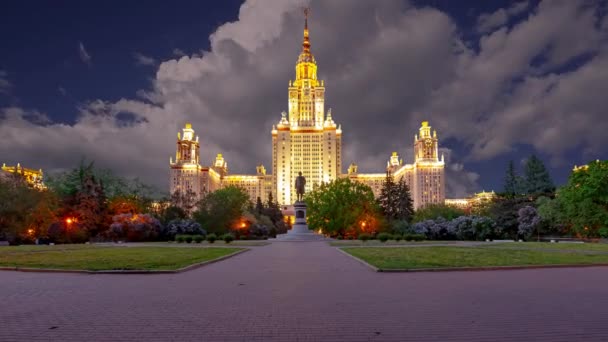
[
  {"x1": 172, "y1": 48, "x2": 186, "y2": 57},
  {"x1": 134, "y1": 52, "x2": 157, "y2": 66},
  {"x1": 2, "y1": 0, "x2": 607, "y2": 197},
  {"x1": 477, "y1": 1, "x2": 529, "y2": 34},
  {"x1": 0, "y1": 70, "x2": 12, "y2": 94},
  {"x1": 78, "y1": 41, "x2": 92, "y2": 65}
]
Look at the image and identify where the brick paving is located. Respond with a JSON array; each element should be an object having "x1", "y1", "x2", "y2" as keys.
[{"x1": 1, "y1": 242, "x2": 608, "y2": 341}]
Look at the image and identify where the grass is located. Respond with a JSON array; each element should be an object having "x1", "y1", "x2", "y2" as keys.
[
  {"x1": 329, "y1": 240, "x2": 456, "y2": 247},
  {"x1": 342, "y1": 246, "x2": 608, "y2": 270},
  {"x1": 0, "y1": 245, "x2": 243, "y2": 271},
  {"x1": 483, "y1": 242, "x2": 608, "y2": 252}
]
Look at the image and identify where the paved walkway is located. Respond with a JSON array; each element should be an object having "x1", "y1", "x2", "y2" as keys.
[{"x1": 1, "y1": 242, "x2": 608, "y2": 341}]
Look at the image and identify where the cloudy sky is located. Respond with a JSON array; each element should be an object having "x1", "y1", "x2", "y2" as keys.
[{"x1": 1, "y1": 0, "x2": 607, "y2": 197}]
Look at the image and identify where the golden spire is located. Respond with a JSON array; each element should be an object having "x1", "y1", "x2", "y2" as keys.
[{"x1": 302, "y1": 7, "x2": 311, "y2": 54}]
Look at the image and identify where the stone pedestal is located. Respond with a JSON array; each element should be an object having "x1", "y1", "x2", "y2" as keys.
[{"x1": 276, "y1": 201, "x2": 327, "y2": 241}]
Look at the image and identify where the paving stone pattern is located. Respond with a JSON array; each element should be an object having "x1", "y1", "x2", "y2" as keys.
[{"x1": 1, "y1": 242, "x2": 608, "y2": 341}]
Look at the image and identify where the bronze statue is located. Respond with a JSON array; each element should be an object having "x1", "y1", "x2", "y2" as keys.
[{"x1": 295, "y1": 171, "x2": 306, "y2": 202}]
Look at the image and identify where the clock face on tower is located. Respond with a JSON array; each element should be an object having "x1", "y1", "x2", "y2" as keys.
[{"x1": 424, "y1": 138, "x2": 433, "y2": 147}]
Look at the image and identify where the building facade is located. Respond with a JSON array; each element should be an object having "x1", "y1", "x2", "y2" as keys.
[
  {"x1": 271, "y1": 13, "x2": 342, "y2": 205},
  {"x1": 1, "y1": 163, "x2": 46, "y2": 190},
  {"x1": 347, "y1": 121, "x2": 445, "y2": 209},
  {"x1": 169, "y1": 13, "x2": 446, "y2": 209},
  {"x1": 169, "y1": 123, "x2": 271, "y2": 204}
]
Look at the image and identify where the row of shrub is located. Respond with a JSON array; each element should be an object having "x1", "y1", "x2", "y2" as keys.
[
  {"x1": 175, "y1": 233, "x2": 234, "y2": 244},
  {"x1": 357, "y1": 232, "x2": 426, "y2": 242}
]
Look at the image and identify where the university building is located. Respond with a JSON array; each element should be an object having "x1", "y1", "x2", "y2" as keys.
[{"x1": 169, "y1": 13, "x2": 445, "y2": 209}]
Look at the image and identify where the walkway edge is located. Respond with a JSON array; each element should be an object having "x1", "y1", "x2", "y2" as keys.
[
  {"x1": 0, "y1": 248, "x2": 249, "y2": 275},
  {"x1": 335, "y1": 247, "x2": 379, "y2": 272}
]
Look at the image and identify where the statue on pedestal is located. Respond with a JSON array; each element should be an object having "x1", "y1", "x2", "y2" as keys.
[{"x1": 295, "y1": 171, "x2": 306, "y2": 202}]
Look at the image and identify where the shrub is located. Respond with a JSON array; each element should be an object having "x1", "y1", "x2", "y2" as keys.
[
  {"x1": 390, "y1": 220, "x2": 414, "y2": 235},
  {"x1": 377, "y1": 232, "x2": 392, "y2": 242},
  {"x1": 413, "y1": 218, "x2": 455, "y2": 240},
  {"x1": 165, "y1": 219, "x2": 205, "y2": 239},
  {"x1": 599, "y1": 228, "x2": 608, "y2": 239},
  {"x1": 239, "y1": 235, "x2": 248, "y2": 240},
  {"x1": 185, "y1": 235, "x2": 193, "y2": 243},
  {"x1": 404, "y1": 233, "x2": 425, "y2": 241},
  {"x1": 176, "y1": 235, "x2": 185, "y2": 243},
  {"x1": 394, "y1": 234, "x2": 403, "y2": 241},
  {"x1": 223, "y1": 233, "x2": 234, "y2": 244},
  {"x1": 207, "y1": 233, "x2": 217, "y2": 243},
  {"x1": 108, "y1": 213, "x2": 161, "y2": 242},
  {"x1": 194, "y1": 235, "x2": 204, "y2": 243},
  {"x1": 337, "y1": 236, "x2": 344, "y2": 240},
  {"x1": 269, "y1": 227, "x2": 277, "y2": 238},
  {"x1": 358, "y1": 233, "x2": 371, "y2": 242}
]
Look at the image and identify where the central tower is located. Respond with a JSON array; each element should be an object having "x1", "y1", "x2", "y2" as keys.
[{"x1": 272, "y1": 9, "x2": 342, "y2": 205}]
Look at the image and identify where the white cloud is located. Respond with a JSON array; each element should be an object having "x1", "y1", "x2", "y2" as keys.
[
  {"x1": 172, "y1": 48, "x2": 186, "y2": 57},
  {"x1": 477, "y1": 1, "x2": 529, "y2": 34},
  {"x1": 79, "y1": 41, "x2": 92, "y2": 65},
  {"x1": 2, "y1": 0, "x2": 607, "y2": 197},
  {"x1": 134, "y1": 52, "x2": 157, "y2": 66}
]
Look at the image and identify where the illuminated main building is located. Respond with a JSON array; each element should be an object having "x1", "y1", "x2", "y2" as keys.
[{"x1": 169, "y1": 13, "x2": 445, "y2": 209}]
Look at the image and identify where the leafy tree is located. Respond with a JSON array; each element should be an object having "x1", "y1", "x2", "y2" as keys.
[
  {"x1": 0, "y1": 176, "x2": 59, "y2": 244},
  {"x1": 413, "y1": 204, "x2": 465, "y2": 223},
  {"x1": 523, "y1": 155, "x2": 555, "y2": 195},
  {"x1": 535, "y1": 196, "x2": 567, "y2": 235},
  {"x1": 488, "y1": 196, "x2": 534, "y2": 239},
  {"x1": 517, "y1": 206, "x2": 541, "y2": 240},
  {"x1": 378, "y1": 172, "x2": 414, "y2": 222},
  {"x1": 305, "y1": 178, "x2": 382, "y2": 237},
  {"x1": 558, "y1": 160, "x2": 608, "y2": 237},
  {"x1": 158, "y1": 205, "x2": 188, "y2": 226},
  {"x1": 170, "y1": 189, "x2": 199, "y2": 214},
  {"x1": 503, "y1": 160, "x2": 524, "y2": 197},
  {"x1": 193, "y1": 186, "x2": 251, "y2": 235}
]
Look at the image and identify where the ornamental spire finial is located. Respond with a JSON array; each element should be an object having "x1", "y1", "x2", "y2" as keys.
[{"x1": 302, "y1": 7, "x2": 311, "y2": 54}]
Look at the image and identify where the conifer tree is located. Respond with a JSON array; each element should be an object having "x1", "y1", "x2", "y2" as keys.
[
  {"x1": 523, "y1": 155, "x2": 555, "y2": 195},
  {"x1": 378, "y1": 171, "x2": 397, "y2": 220},
  {"x1": 503, "y1": 160, "x2": 523, "y2": 197},
  {"x1": 255, "y1": 196, "x2": 264, "y2": 215},
  {"x1": 395, "y1": 177, "x2": 414, "y2": 222}
]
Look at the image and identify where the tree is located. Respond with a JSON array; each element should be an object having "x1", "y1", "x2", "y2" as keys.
[
  {"x1": 535, "y1": 196, "x2": 567, "y2": 235},
  {"x1": 517, "y1": 206, "x2": 541, "y2": 240},
  {"x1": 255, "y1": 196, "x2": 264, "y2": 215},
  {"x1": 193, "y1": 186, "x2": 251, "y2": 235},
  {"x1": 413, "y1": 204, "x2": 465, "y2": 223},
  {"x1": 0, "y1": 176, "x2": 58, "y2": 244},
  {"x1": 170, "y1": 189, "x2": 198, "y2": 214},
  {"x1": 395, "y1": 178, "x2": 415, "y2": 222},
  {"x1": 305, "y1": 178, "x2": 382, "y2": 237},
  {"x1": 488, "y1": 196, "x2": 534, "y2": 239},
  {"x1": 503, "y1": 160, "x2": 524, "y2": 197},
  {"x1": 523, "y1": 155, "x2": 555, "y2": 195},
  {"x1": 380, "y1": 172, "x2": 415, "y2": 223},
  {"x1": 558, "y1": 160, "x2": 608, "y2": 237}
]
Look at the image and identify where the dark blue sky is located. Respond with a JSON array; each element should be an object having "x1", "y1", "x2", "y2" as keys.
[{"x1": 1, "y1": 0, "x2": 605, "y2": 195}]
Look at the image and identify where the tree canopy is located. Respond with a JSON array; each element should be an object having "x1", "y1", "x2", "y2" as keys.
[
  {"x1": 193, "y1": 186, "x2": 251, "y2": 235},
  {"x1": 305, "y1": 178, "x2": 382, "y2": 237},
  {"x1": 557, "y1": 160, "x2": 608, "y2": 237}
]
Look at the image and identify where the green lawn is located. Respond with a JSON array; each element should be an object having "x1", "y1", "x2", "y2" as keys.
[
  {"x1": 0, "y1": 245, "x2": 243, "y2": 271},
  {"x1": 329, "y1": 240, "x2": 456, "y2": 247},
  {"x1": 342, "y1": 246, "x2": 608, "y2": 270},
  {"x1": 483, "y1": 242, "x2": 608, "y2": 252}
]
